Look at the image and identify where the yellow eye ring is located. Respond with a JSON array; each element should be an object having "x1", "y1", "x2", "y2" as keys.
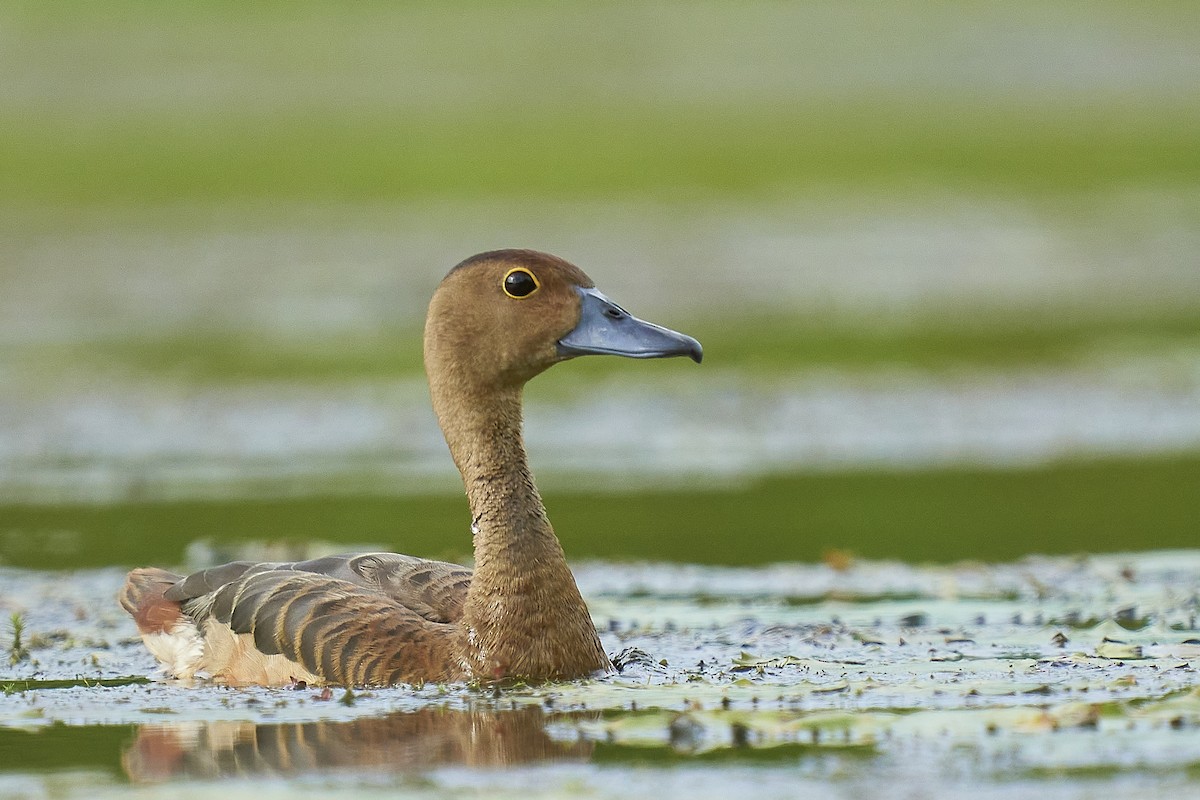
[{"x1": 502, "y1": 267, "x2": 541, "y2": 299}]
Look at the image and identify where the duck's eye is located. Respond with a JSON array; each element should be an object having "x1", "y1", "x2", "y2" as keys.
[{"x1": 503, "y1": 268, "x2": 540, "y2": 299}]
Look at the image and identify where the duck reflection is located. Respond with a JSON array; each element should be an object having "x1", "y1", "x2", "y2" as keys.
[{"x1": 123, "y1": 705, "x2": 594, "y2": 781}]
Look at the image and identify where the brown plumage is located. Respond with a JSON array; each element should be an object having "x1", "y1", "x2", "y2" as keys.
[{"x1": 119, "y1": 249, "x2": 702, "y2": 686}]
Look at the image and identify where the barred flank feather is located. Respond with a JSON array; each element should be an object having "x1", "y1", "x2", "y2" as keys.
[{"x1": 157, "y1": 555, "x2": 466, "y2": 685}]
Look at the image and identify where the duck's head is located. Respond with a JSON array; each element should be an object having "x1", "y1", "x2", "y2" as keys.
[{"x1": 424, "y1": 249, "x2": 702, "y2": 390}]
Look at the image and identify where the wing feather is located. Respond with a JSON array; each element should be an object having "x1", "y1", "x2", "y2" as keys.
[
  {"x1": 163, "y1": 560, "x2": 265, "y2": 602},
  {"x1": 167, "y1": 552, "x2": 472, "y2": 625},
  {"x1": 180, "y1": 568, "x2": 460, "y2": 685}
]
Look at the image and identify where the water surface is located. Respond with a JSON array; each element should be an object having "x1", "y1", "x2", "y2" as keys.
[{"x1": 2, "y1": 552, "x2": 1198, "y2": 797}]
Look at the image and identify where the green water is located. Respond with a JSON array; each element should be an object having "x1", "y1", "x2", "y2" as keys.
[
  {"x1": 0, "y1": 725, "x2": 135, "y2": 779},
  {"x1": 3, "y1": 454, "x2": 1199, "y2": 571}
]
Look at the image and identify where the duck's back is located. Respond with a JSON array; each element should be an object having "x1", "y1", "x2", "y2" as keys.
[{"x1": 119, "y1": 553, "x2": 472, "y2": 686}]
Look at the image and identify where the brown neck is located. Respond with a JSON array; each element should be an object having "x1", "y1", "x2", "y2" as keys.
[
  {"x1": 428, "y1": 374, "x2": 608, "y2": 679},
  {"x1": 435, "y1": 383, "x2": 556, "y2": 560}
]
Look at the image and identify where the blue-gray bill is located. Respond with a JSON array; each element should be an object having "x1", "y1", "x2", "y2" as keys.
[{"x1": 557, "y1": 286, "x2": 703, "y2": 363}]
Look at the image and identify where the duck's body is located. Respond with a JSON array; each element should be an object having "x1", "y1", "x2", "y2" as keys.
[{"x1": 119, "y1": 250, "x2": 701, "y2": 686}]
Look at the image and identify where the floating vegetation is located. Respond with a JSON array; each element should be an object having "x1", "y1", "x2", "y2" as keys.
[
  {"x1": 0, "y1": 551, "x2": 1198, "y2": 797},
  {"x1": 7, "y1": 613, "x2": 28, "y2": 666},
  {"x1": 0, "y1": 677, "x2": 150, "y2": 694}
]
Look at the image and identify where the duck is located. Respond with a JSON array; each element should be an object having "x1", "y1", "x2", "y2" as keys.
[{"x1": 118, "y1": 249, "x2": 702, "y2": 686}]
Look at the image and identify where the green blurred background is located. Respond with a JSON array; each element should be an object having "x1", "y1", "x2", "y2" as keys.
[{"x1": 2, "y1": 0, "x2": 1198, "y2": 569}]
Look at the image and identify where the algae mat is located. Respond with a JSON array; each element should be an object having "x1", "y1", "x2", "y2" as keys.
[{"x1": 1, "y1": 551, "x2": 1198, "y2": 797}]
